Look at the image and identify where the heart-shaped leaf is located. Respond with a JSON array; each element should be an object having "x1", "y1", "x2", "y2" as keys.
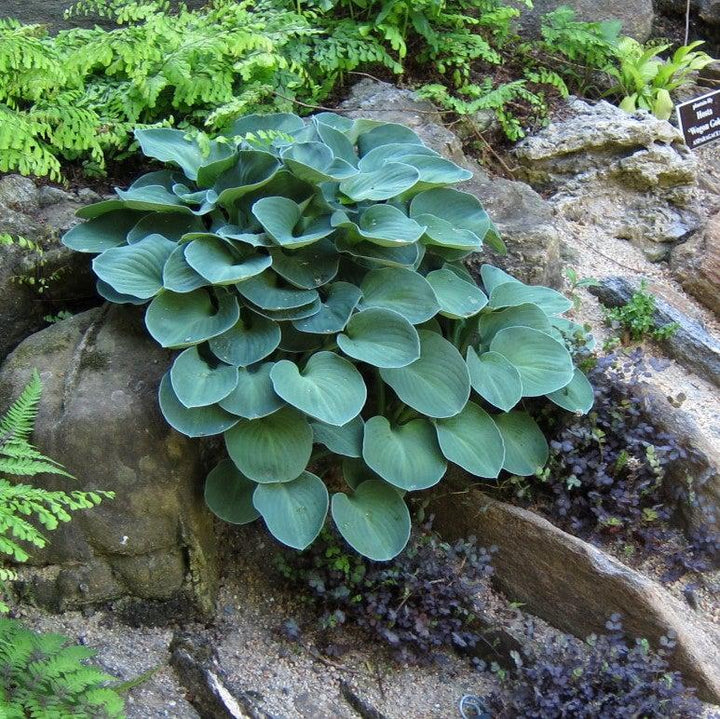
[
  {"x1": 336, "y1": 237, "x2": 422, "y2": 268},
  {"x1": 546, "y1": 368, "x2": 594, "y2": 414},
  {"x1": 337, "y1": 308, "x2": 421, "y2": 368},
  {"x1": 224, "y1": 407, "x2": 313, "y2": 484},
  {"x1": 146, "y1": 288, "x2": 240, "y2": 348},
  {"x1": 185, "y1": 237, "x2": 272, "y2": 285},
  {"x1": 96, "y1": 280, "x2": 147, "y2": 306},
  {"x1": 115, "y1": 185, "x2": 195, "y2": 214},
  {"x1": 426, "y1": 268, "x2": 488, "y2": 319},
  {"x1": 311, "y1": 415, "x2": 364, "y2": 458},
  {"x1": 281, "y1": 141, "x2": 339, "y2": 182},
  {"x1": 208, "y1": 311, "x2": 281, "y2": 367},
  {"x1": 435, "y1": 402, "x2": 505, "y2": 478},
  {"x1": 270, "y1": 352, "x2": 366, "y2": 426},
  {"x1": 293, "y1": 282, "x2": 362, "y2": 334},
  {"x1": 490, "y1": 327, "x2": 574, "y2": 396},
  {"x1": 163, "y1": 244, "x2": 210, "y2": 293},
  {"x1": 493, "y1": 411, "x2": 548, "y2": 476},
  {"x1": 489, "y1": 282, "x2": 573, "y2": 315},
  {"x1": 477, "y1": 303, "x2": 552, "y2": 344},
  {"x1": 170, "y1": 345, "x2": 238, "y2": 408},
  {"x1": 359, "y1": 268, "x2": 439, "y2": 324},
  {"x1": 398, "y1": 154, "x2": 473, "y2": 186},
  {"x1": 158, "y1": 374, "x2": 239, "y2": 437},
  {"x1": 271, "y1": 239, "x2": 339, "y2": 289},
  {"x1": 357, "y1": 123, "x2": 423, "y2": 154},
  {"x1": 236, "y1": 270, "x2": 319, "y2": 310},
  {"x1": 250, "y1": 296, "x2": 322, "y2": 322},
  {"x1": 480, "y1": 264, "x2": 520, "y2": 294},
  {"x1": 204, "y1": 459, "x2": 259, "y2": 525},
  {"x1": 363, "y1": 416, "x2": 446, "y2": 490},
  {"x1": 466, "y1": 348, "x2": 522, "y2": 412},
  {"x1": 339, "y1": 164, "x2": 420, "y2": 202},
  {"x1": 252, "y1": 196, "x2": 334, "y2": 248},
  {"x1": 222, "y1": 112, "x2": 305, "y2": 138},
  {"x1": 219, "y1": 362, "x2": 284, "y2": 419},
  {"x1": 331, "y1": 481, "x2": 411, "y2": 560},
  {"x1": 214, "y1": 150, "x2": 281, "y2": 206},
  {"x1": 380, "y1": 330, "x2": 470, "y2": 418},
  {"x1": 253, "y1": 472, "x2": 329, "y2": 550},
  {"x1": 93, "y1": 234, "x2": 176, "y2": 299},
  {"x1": 358, "y1": 143, "x2": 438, "y2": 172},
  {"x1": 334, "y1": 204, "x2": 426, "y2": 246},
  {"x1": 62, "y1": 210, "x2": 142, "y2": 253}
]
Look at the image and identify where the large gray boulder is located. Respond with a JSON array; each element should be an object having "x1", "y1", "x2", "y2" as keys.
[
  {"x1": 519, "y1": 0, "x2": 654, "y2": 41},
  {"x1": 0, "y1": 306, "x2": 218, "y2": 613},
  {"x1": 514, "y1": 99, "x2": 701, "y2": 258}
]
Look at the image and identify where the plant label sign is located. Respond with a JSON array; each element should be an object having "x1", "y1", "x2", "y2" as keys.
[{"x1": 676, "y1": 89, "x2": 720, "y2": 149}]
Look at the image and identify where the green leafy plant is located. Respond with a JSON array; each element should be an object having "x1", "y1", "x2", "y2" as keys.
[
  {"x1": 602, "y1": 282, "x2": 679, "y2": 343},
  {"x1": 62, "y1": 113, "x2": 592, "y2": 560},
  {"x1": 0, "y1": 234, "x2": 68, "y2": 296},
  {"x1": 607, "y1": 38, "x2": 714, "y2": 120},
  {"x1": 0, "y1": 617, "x2": 125, "y2": 718},
  {"x1": 0, "y1": 370, "x2": 113, "y2": 611}
]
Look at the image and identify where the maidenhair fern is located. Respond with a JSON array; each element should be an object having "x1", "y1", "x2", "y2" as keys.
[
  {"x1": 0, "y1": 371, "x2": 113, "y2": 611},
  {"x1": 0, "y1": 618, "x2": 125, "y2": 719}
]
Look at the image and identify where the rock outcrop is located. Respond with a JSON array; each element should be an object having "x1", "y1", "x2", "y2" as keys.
[{"x1": 0, "y1": 306, "x2": 218, "y2": 613}]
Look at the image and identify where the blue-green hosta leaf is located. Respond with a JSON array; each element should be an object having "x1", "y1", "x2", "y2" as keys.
[
  {"x1": 163, "y1": 244, "x2": 210, "y2": 293},
  {"x1": 493, "y1": 411, "x2": 548, "y2": 476},
  {"x1": 357, "y1": 123, "x2": 424, "y2": 155},
  {"x1": 184, "y1": 237, "x2": 272, "y2": 285},
  {"x1": 311, "y1": 415, "x2": 364, "y2": 458},
  {"x1": 236, "y1": 270, "x2": 319, "y2": 310},
  {"x1": 146, "y1": 288, "x2": 240, "y2": 348},
  {"x1": 293, "y1": 282, "x2": 362, "y2": 334},
  {"x1": 339, "y1": 163, "x2": 420, "y2": 202},
  {"x1": 129, "y1": 169, "x2": 179, "y2": 190},
  {"x1": 466, "y1": 348, "x2": 522, "y2": 412},
  {"x1": 380, "y1": 330, "x2": 470, "y2": 418},
  {"x1": 331, "y1": 480, "x2": 411, "y2": 561},
  {"x1": 410, "y1": 188, "x2": 497, "y2": 245},
  {"x1": 336, "y1": 237, "x2": 422, "y2": 268},
  {"x1": 358, "y1": 143, "x2": 438, "y2": 172},
  {"x1": 477, "y1": 303, "x2": 552, "y2": 344},
  {"x1": 128, "y1": 213, "x2": 205, "y2": 243},
  {"x1": 76, "y1": 199, "x2": 126, "y2": 219},
  {"x1": 398, "y1": 154, "x2": 473, "y2": 187},
  {"x1": 250, "y1": 296, "x2": 322, "y2": 322},
  {"x1": 435, "y1": 402, "x2": 505, "y2": 478},
  {"x1": 222, "y1": 112, "x2": 305, "y2": 138},
  {"x1": 359, "y1": 268, "x2": 439, "y2": 324},
  {"x1": 425, "y1": 268, "x2": 488, "y2": 319},
  {"x1": 480, "y1": 264, "x2": 521, "y2": 294},
  {"x1": 215, "y1": 225, "x2": 273, "y2": 248},
  {"x1": 92, "y1": 234, "x2": 176, "y2": 299},
  {"x1": 224, "y1": 407, "x2": 313, "y2": 484},
  {"x1": 342, "y1": 457, "x2": 383, "y2": 490},
  {"x1": 219, "y1": 362, "x2": 284, "y2": 419},
  {"x1": 337, "y1": 308, "x2": 420, "y2": 368},
  {"x1": 170, "y1": 345, "x2": 238, "y2": 408},
  {"x1": 490, "y1": 326, "x2": 574, "y2": 396},
  {"x1": 415, "y1": 213, "x2": 483, "y2": 252},
  {"x1": 282, "y1": 141, "x2": 356, "y2": 182},
  {"x1": 62, "y1": 210, "x2": 142, "y2": 253},
  {"x1": 158, "y1": 373, "x2": 239, "y2": 437},
  {"x1": 489, "y1": 282, "x2": 573, "y2": 316},
  {"x1": 314, "y1": 112, "x2": 355, "y2": 133},
  {"x1": 363, "y1": 416, "x2": 446, "y2": 491},
  {"x1": 270, "y1": 352, "x2": 366, "y2": 426},
  {"x1": 271, "y1": 240, "x2": 340, "y2": 289},
  {"x1": 214, "y1": 150, "x2": 282, "y2": 207},
  {"x1": 253, "y1": 472, "x2": 329, "y2": 550},
  {"x1": 96, "y1": 280, "x2": 147, "y2": 305},
  {"x1": 252, "y1": 196, "x2": 334, "y2": 249},
  {"x1": 208, "y1": 312, "x2": 280, "y2": 367},
  {"x1": 546, "y1": 368, "x2": 594, "y2": 414},
  {"x1": 134, "y1": 128, "x2": 236, "y2": 186},
  {"x1": 314, "y1": 120, "x2": 358, "y2": 166},
  {"x1": 333, "y1": 205, "x2": 426, "y2": 247},
  {"x1": 204, "y1": 459, "x2": 259, "y2": 525},
  {"x1": 115, "y1": 185, "x2": 196, "y2": 214}
]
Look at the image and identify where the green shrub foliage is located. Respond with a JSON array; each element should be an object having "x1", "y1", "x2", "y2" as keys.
[
  {"x1": 62, "y1": 114, "x2": 592, "y2": 559},
  {"x1": 0, "y1": 618, "x2": 125, "y2": 718}
]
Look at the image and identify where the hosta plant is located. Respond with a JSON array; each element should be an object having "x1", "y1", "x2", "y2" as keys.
[{"x1": 62, "y1": 113, "x2": 592, "y2": 560}]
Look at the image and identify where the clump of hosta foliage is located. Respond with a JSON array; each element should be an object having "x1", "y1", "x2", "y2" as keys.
[
  {"x1": 0, "y1": 371, "x2": 113, "y2": 611},
  {"x1": 276, "y1": 526, "x2": 496, "y2": 663},
  {"x1": 62, "y1": 113, "x2": 592, "y2": 560},
  {"x1": 0, "y1": 618, "x2": 125, "y2": 718}
]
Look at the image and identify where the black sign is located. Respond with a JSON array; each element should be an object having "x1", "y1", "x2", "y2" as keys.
[{"x1": 676, "y1": 89, "x2": 720, "y2": 149}]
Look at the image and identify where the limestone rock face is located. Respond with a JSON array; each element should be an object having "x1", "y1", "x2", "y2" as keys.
[
  {"x1": 671, "y1": 211, "x2": 720, "y2": 317},
  {"x1": 341, "y1": 79, "x2": 565, "y2": 288},
  {"x1": 0, "y1": 306, "x2": 218, "y2": 612},
  {"x1": 514, "y1": 99, "x2": 700, "y2": 257},
  {"x1": 520, "y1": 0, "x2": 654, "y2": 41},
  {"x1": 0, "y1": 175, "x2": 97, "y2": 362}
]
